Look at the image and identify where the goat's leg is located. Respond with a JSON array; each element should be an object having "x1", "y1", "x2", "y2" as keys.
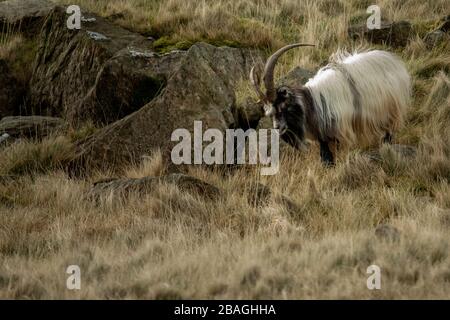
[
  {"x1": 334, "y1": 139, "x2": 341, "y2": 151},
  {"x1": 383, "y1": 132, "x2": 393, "y2": 144},
  {"x1": 319, "y1": 140, "x2": 335, "y2": 166}
]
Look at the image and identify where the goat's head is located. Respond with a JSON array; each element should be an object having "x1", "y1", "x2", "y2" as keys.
[{"x1": 250, "y1": 43, "x2": 314, "y2": 148}]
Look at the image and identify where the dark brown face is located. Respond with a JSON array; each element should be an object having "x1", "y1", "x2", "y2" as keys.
[{"x1": 271, "y1": 86, "x2": 306, "y2": 149}]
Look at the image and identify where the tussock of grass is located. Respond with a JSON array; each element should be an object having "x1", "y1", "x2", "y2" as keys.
[
  {"x1": 0, "y1": 33, "x2": 38, "y2": 86},
  {"x1": 0, "y1": 136, "x2": 74, "y2": 176},
  {"x1": 67, "y1": 121, "x2": 98, "y2": 143},
  {"x1": 124, "y1": 150, "x2": 166, "y2": 178},
  {"x1": 0, "y1": 34, "x2": 23, "y2": 59}
]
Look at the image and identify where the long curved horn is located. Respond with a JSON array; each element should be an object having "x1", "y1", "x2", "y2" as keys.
[
  {"x1": 249, "y1": 65, "x2": 267, "y2": 103},
  {"x1": 263, "y1": 43, "x2": 315, "y2": 102}
]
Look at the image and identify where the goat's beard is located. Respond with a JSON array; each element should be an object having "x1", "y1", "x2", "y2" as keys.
[{"x1": 281, "y1": 107, "x2": 307, "y2": 150}]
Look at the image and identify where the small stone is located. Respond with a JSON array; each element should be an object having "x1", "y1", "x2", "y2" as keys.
[
  {"x1": 0, "y1": 133, "x2": 10, "y2": 145},
  {"x1": 128, "y1": 48, "x2": 156, "y2": 58},
  {"x1": 375, "y1": 224, "x2": 401, "y2": 241},
  {"x1": 81, "y1": 16, "x2": 96, "y2": 23},
  {"x1": 247, "y1": 183, "x2": 301, "y2": 215},
  {"x1": 364, "y1": 144, "x2": 417, "y2": 163},
  {"x1": 86, "y1": 31, "x2": 109, "y2": 41},
  {"x1": 423, "y1": 30, "x2": 447, "y2": 49}
]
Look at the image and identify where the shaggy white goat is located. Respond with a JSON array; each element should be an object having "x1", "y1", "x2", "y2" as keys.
[{"x1": 250, "y1": 44, "x2": 411, "y2": 165}]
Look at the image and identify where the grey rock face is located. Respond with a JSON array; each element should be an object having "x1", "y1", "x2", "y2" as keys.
[
  {"x1": 348, "y1": 20, "x2": 413, "y2": 47},
  {"x1": 68, "y1": 42, "x2": 263, "y2": 175},
  {"x1": 0, "y1": 0, "x2": 56, "y2": 37},
  {"x1": 28, "y1": 6, "x2": 180, "y2": 126},
  {"x1": 0, "y1": 116, "x2": 65, "y2": 139}
]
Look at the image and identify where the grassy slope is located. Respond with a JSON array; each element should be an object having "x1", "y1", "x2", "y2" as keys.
[{"x1": 0, "y1": 0, "x2": 449, "y2": 299}]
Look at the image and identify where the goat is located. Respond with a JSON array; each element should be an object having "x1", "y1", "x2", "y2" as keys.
[{"x1": 250, "y1": 44, "x2": 411, "y2": 165}]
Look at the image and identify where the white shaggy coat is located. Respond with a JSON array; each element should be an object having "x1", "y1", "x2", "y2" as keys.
[{"x1": 304, "y1": 50, "x2": 411, "y2": 146}]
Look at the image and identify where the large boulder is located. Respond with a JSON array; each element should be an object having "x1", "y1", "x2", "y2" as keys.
[
  {"x1": 68, "y1": 47, "x2": 186, "y2": 125},
  {"x1": 0, "y1": 59, "x2": 25, "y2": 118},
  {"x1": 68, "y1": 42, "x2": 263, "y2": 175},
  {"x1": 348, "y1": 20, "x2": 413, "y2": 47},
  {"x1": 0, "y1": 0, "x2": 56, "y2": 37},
  {"x1": 29, "y1": 6, "x2": 184, "y2": 126}
]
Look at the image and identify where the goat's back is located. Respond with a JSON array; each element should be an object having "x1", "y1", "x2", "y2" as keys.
[{"x1": 306, "y1": 50, "x2": 411, "y2": 145}]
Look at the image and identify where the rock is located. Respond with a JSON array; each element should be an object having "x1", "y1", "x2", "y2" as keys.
[
  {"x1": 69, "y1": 47, "x2": 186, "y2": 126},
  {"x1": 0, "y1": 133, "x2": 10, "y2": 146},
  {"x1": 68, "y1": 42, "x2": 263, "y2": 175},
  {"x1": 234, "y1": 98, "x2": 264, "y2": 131},
  {"x1": 247, "y1": 183, "x2": 301, "y2": 214},
  {"x1": 0, "y1": 116, "x2": 65, "y2": 139},
  {"x1": 423, "y1": 15, "x2": 450, "y2": 49},
  {"x1": 375, "y1": 224, "x2": 400, "y2": 241},
  {"x1": 0, "y1": 0, "x2": 56, "y2": 37},
  {"x1": 424, "y1": 30, "x2": 448, "y2": 49},
  {"x1": 348, "y1": 20, "x2": 413, "y2": 47},
  {"x1": 279, "y1": 67, "x2": 315, "y2": 87},
  {"x1": 364, "y1": 144, "x2": 417, "y2": 162},
  {"x1": 388, "y1": 144, "x2": 417, "y2": 157},
  {"x1": 87, "y1": 173, "x2": 221, "y2": 201},
  {"x1": 29, "y1": 6, "x2": 183, "y2": 126},
  {"x1": 438, "y1": 15, "x2": 450, "y2": 33},
  {"x1": 106, "y1": 12, "x2": 126, "y2": 22},
  {"x1": 0, "y1": 59, "x2": 25, "y2": 117}
]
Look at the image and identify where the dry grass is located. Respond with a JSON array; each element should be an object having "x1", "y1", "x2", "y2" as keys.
[
  {"x1": 0, "y1": 0, "x2": 449, "y2": 299},
  {"x1": 0, "y1": 32, "x2": 37, "y2": 84}
]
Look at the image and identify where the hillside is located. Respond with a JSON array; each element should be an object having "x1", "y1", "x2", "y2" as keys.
[{"x1": 0, "y1": 0, "x2": 449, "y2": 299}]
